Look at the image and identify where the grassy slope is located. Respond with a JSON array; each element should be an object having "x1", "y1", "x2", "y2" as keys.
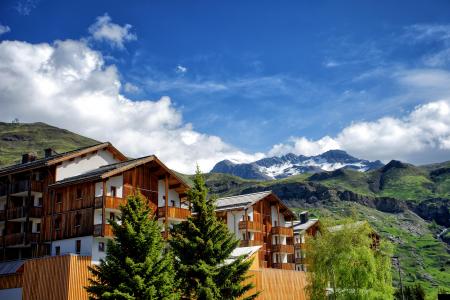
[
  {"x1": 294, "y1": 202, "x2": 450, "y2": 299},
  {"x1": 0, "y1": 122, "x2": 99, "y2": 166},
  {"x1": 203, "y1": 172, "x2": 450, "y2": 299}
]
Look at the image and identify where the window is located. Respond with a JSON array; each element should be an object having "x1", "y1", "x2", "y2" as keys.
[
  {"x1": 170, "y1": 200, "x2": 176, "y2": 207},
  {"x1": 76, "y1": 188, "x2": 82, "y2": 199},
  {"x1": 110, "y1": 212, "x2": 115, "y2": 221},
  {"x1": 55, "y1": 217, "x2": 61, "y2": 231},
  {"x1": 75, "y1": 213, "x2": 81, "y2": 227},
  {"x1": 242, "y1": 233, "x2": 246, "y2": 240},
  {"x1": 38, "y1": 197, "x2": 43, "y2": 207},
  {"x1": 56, "y1": 192, "x2": 63, "y2": 204},
  {"x1": 110, "y1": 186, "x2": 117, "y2": 197},
  {"x1": 36, "y1": 223, "x2": 41, "y2": 233},
  {"x1": 55, "y1": 246, "x2": 60, "y2": 256},
  {"x1": 274, "y1": 220, "x2": 278, "y2": 227},
  {"x1": 75, "y1": 240, "x2": 81, "y2": 254},
  {"x1": 98, "y1": 242, "x2": 105, "y2": 252}
]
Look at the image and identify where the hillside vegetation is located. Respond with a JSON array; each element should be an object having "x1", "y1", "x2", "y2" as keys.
[
  {"x1": 202, "y1": 164, "x2": 450, "y2": 298},
  {"x1": 0, "y1": 122, "x2": 99, "y2": 166}
]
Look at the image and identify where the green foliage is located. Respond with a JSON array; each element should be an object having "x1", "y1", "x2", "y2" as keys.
[
  {"x1": 170, "y1": 167, "x2": 258, "y2": 300},
  {"x1": 394, "y1": 283, "x2": 426, "y2": 300},
  {"x1": 306, "y1": 219, "x2": 394, "y2": 300},
  {"x1": 87, "y1": 192, "x2": 178, "y2": 300},
  {"x1": 0, "y1": 122, "x2": 98, "y2": 166}
]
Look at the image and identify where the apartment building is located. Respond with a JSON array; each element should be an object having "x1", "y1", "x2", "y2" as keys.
[
  {"x1": 292, "y1": 211, "x2": 319, "y2": 271},
  {"x1": 215, "y1": 191, "x2": 297, "y2": 270},
  {"x1": 0, "y1": 143, "x2": 189, "y2": 263}
]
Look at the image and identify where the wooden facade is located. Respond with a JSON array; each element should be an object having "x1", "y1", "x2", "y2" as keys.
[{"x1": 217, "y1": 192, "x2": 296, "y2": 270}]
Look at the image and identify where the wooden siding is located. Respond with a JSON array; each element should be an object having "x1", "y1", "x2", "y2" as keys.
[
  {"x1": 246, "y1": 268, "x2": 308, "y2": 300},
  {"x1": 0, "y1": 274, "x2": 23, "y2": 289},
  {"x1": 21, "y1": 255, "x2": 91, "y2": 300}
]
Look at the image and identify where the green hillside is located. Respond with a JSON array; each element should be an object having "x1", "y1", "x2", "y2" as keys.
[
  {"x1": 202, "y1": 170, "x2": 450, "y2": 299},
  {"x1": 0, "y1": 122, "x2": 99, "y2": 166}
]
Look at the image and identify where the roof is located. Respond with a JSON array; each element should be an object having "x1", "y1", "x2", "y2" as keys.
[
  {"x1": 216, "y1": 191, "x2": 273, "y2": 211},
  {"x1": 0, "y1": 260, "x2": 24, "y2": 275},
  {"x1": 49, "y1": 155, "x2": 189, "y2": 189},
  {"x1": 215, "y1": 190, "x2": 296, "y2": 219},
  {"x1": 328, "y1": 221, "x2": 367, "y2": 232},
  {"x1": 224, "y1": 246, "x2": 261, "y2": 265},
  {"x1": 293, "y1": 219, "x2": 319, "y2": 233},
  {"x1": 0, "y1": 142, "x2": 126, "y2": 177}
]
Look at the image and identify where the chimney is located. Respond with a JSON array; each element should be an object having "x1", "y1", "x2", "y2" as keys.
[
  {"x1": 44, "y1": 148, "x2": 54, "y2": 158},
  {"x1": 21, "y1": 152, "x2": 37, "y2": 164},
  {"x1": 299, "y1": 211, "x2": 309, "y2": 224},
  {"x1": 21, "y1": 153, "x2": 30, "y2": 164}
]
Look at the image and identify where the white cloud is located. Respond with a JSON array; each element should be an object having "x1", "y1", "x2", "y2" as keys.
[
  {"x1": 14, "y1": 0, "x2": 39, "y2": 16},
  {"x1": 0, "y1": 24, "x2": 11, "y2": 36},
  {"x1": 123, "y1": 82, "x2": 141, "y2": 93},
  {"x1": 269, "y1": 100, "x2": 450, "y2": 164},
  {"x1": 0, "y1": 39, "x2": 263, "y2": 173},
  {"x1": 88, "y1": 14, "x2": 136, "y2": 49},
  {"x1": 176, "y1": 65, "x2": 188, "y2": 74}
]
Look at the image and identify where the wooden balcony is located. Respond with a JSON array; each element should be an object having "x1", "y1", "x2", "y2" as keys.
[
  {"x1": 272, "y1": 244, "x2": 294, "y2": 253},
  {"x1": 240, "y1": 240, "x2": 265, "y2": 248},
  {"x1": 271, "y1": 226, "x2": 293, "y2": 236},
  {"x1": 272, "y1": 262, "x2": 295, "y2": 270},
  {"x1": 94, "y1": 196, "x2": 125, "y2": 210},
  {"x1": 4, "y1": 232, "x2": 40, "y2": 246},
  {"x1": 295, "y1": 257, "x2": 305, "y2": 264},
  {"x1": 6, "y1": 206, "x2": 42, "y2": 220},
  {"x1": 10, "y1": 180, "x2": 43, "y2": 194},
  {"x1": 157, "y1": 206, "x2": 191, "y2": 220},
  {"x1": 93, "y1": 224, "x2": 114, "y2": 237},
  {"x1": 294, "y1": 242, "x2": 305, "y2": 250},
  {"x1": 238, "y1": 221, "x2": 265, "y2": 232}
]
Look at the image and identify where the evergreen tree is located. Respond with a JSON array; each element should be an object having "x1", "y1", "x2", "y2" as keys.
[
  {"x1": 170, "y1": 167, "x2": 258, "y2": 300},
  {"x1": 306, "y1": 219, "x2": 393, "y2": 300},
  {"x1": 86, "y1": 192, "x2": 179, "y2": 300}
]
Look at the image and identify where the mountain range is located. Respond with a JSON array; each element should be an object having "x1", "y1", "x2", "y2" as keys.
[
  {"x1": 0, "y1": 122, "x2": 449, "y2": 296},
  {"x1": 211, "y1": 150, "x2": 384, "y2": 180}
]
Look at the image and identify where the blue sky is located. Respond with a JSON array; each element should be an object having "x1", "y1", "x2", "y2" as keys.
[{"x1": 1, "y1": 0, "x2": 450, "y2": 172}]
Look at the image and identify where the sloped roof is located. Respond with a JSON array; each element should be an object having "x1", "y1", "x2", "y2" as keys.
[
  {"x1": 293, "y1": 219, "x2": 319, "y2": 233},
  {"x1": 0, "y1": 260, "x2": 24, "y2": 275},
  {"x1": 49, "y1": 155, "x2": 189, "y2": 189},
  {"x1": 224, "y1": 246, "x2": 261, "y2": 265},
  {"x1": 0, "y1": 142, "x2": 126, "y2": 177},
  {"x1": 216, "y1": 191, "x2": 272, "y2": 211}
]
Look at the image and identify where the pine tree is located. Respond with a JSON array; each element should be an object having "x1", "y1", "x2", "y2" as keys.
[
  {"x1": 170, "y1": 167, "x2": 258, "y2": 300},
  {"x1": 86, "y1": 192, "x2": 179, "y2": 300}
]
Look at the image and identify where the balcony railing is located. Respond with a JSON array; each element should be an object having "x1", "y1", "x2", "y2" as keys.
[
  {"x1": 4, "y1": 232, "x2": 40, "y2": 246},
  {"x1": 10, "y1": 180, "x2": 43, "y2": 194},
  {"x1": 157, "y1": 206, "x2": 191, "y2": 220},
  {"x1": 272, "y1": 262, "x2": 295, "y2": 270},
  {"x1": 295, "y1": 257, "x2": 305, "y2": 264},
  {"x1": 94, "y1": 196, "x2": 125, "y2": 210},
  {"x1": 238, "y1": 221, "x2": 265, "y2": 232},
  {"x1": 271, "y1": 226, "x2": 293, "y2": 236},
  {"x1": 272, "y1": 244, "x2": 294, "y2": 253},
  {"x1": 6, "y1": 206, "x2": 42, "y2": 220},
  {"x1": 240, "y1": 240, "x2": 264, "y2": 247},
  {"x1": 93, "y1": 224, "x2": 114, "y2": 237},
  {"x1": 294, "y1": 242, "x2": 305, "y2": 250}
]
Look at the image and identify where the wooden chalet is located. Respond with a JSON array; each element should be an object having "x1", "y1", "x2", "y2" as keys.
[
  {"x1": 215, "y1": 191, "x2": 297, "y2": 270},
  {"x1": 0, "y1": 143, "x2": 189, "y2": 262}
]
